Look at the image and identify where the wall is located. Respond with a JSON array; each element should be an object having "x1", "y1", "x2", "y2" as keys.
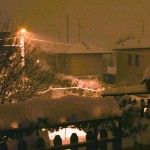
[
  {"x1": 67, "y1": 54, "x2": 105, "y2": 76},
  {"x1": 47, "y1": 53, "x2": 106, "y2": 77},
  {"x1": 116, "y1": 49, "x2": 150, "y2": 85}
]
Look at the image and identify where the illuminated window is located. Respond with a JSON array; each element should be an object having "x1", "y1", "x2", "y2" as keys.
[
  {"x1": 135, "y1": 55, "x2": 140, "y2": 66},
  {"x1": 128, "y1": 55, "x2": 132, "y2": 66}
]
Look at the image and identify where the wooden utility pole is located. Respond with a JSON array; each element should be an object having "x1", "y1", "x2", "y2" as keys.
[
  {"x1": 77, "y1": 19, "x2": 81, "y2": 42},
  {"x1": 66, "y1": 15, "x2": 69, "y2": 43},
  {"x1": 142, "y1": 19, "x2": 145, "y2": 36},
  {"x1": 58, "y1": 31, "x2": 61, "y2": 43}
]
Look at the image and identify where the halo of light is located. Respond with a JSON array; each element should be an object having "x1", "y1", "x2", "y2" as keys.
[{"x1": 21, "y1": 28, "x2": 26, "y2": 34}]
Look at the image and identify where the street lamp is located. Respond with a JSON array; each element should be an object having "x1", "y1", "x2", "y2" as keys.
[
  {"x1": 21, "y1": 29, "x2": 26, "y2": 34},
  {"x1": 20, "y1": 28, "x2": 26, "y2": 67}
]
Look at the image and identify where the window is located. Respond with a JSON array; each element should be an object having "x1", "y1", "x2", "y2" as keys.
[
  {"x1": 135, "y1": 55, "x2": 140, "y2": 66},
  {"x1": 128, "y1": 55, "x2": 132, "y2": 66}
]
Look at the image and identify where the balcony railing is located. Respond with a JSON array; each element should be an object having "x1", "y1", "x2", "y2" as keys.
[{"x1": 0, "y1": 116, "x2": 122, "y2": 150}]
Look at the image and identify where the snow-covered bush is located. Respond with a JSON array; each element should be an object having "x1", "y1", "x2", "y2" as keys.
[
  {"x1": 53, "y1": 73, "x2": 106, "y2": 97},
  {"x1": 118, "y1": 95, "x2": 150, "y2": 146}
]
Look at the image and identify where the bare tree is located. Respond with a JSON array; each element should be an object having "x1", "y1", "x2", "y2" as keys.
[{"x1": 0, "y1": 33, "x2": 54, "y2": 104}]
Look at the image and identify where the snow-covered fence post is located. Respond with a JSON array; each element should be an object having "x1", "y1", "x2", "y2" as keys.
[
  {"x1": 140, "y1": 99, "x2": 145, "y2": 119},
  {"x1": 18, "y1": 139, "x2": 27, "y2": 150},
  {"x1": 112, "y1": 120, "x2": 122, "y2": 150},
  {"x1": 70, "y1": 133, "x2": 79, "y2": 150},
  {"x1": 36, "y1": 137, "x2": 45, "y2": 149},
  {"x1": 99, "y1": 129, "x2": 107, "y2": 150},
  {"x1": 0, "y1": 142, "x2": 8, "y2": 150},
  {"x1": 86, "y1": 130, "x2": 94, "y2": 150},
  {"x1": 54, "y1": 135, "x2": 62, "y2": 147},
  {"x1": 147, "y1": 99, "x2": 150, "y2": 105},
  {"x1": 93, "y1": 124, "x2": 98, "y2": 150}
]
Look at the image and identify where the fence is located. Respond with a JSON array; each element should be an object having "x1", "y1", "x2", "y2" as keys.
[
  {"x1": 140, "y1": 99, "x2": 150, "y2": 119},
  {"x1": 0, "y1": 116, "x2": 122, "y2": 150}
]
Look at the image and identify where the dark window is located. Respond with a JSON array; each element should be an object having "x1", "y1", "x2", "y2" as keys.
[
  {"x1": 135, "y1": 55, "x2": 140, "y2": 66},
  {"x1": 128, "y1": 55, "x2": 132, "y2": 66}
]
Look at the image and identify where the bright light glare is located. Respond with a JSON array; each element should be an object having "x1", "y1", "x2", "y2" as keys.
[
  {"x1": 11, "y1": 122, "x2": 19, "y2": 128},
  {"x1": 21, "y1": 29, "x2": 26, "y2": 34},
  {"x1": 48, "y1": 127, "x2": 86, "y2": 140},
  {"x1": 36, "y1": 59, "x2": 40, "y2": 64}
]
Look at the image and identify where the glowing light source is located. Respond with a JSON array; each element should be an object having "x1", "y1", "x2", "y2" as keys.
[
  {"x1": 19, "y1": 28, "x2": 27, "y2": 67},
  {"x1": 21, "y1": 28, "x2": 26, "y2": 34},
  {"x1": 11, "y1": 122, "x2": 19, "y2": 128}
]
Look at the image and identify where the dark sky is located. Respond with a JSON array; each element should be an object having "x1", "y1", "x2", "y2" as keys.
[{"x1": 1, "y1": 0, "x2": 150, "y2": 48}]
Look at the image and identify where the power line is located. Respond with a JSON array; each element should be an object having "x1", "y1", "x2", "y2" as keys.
[
  {"x1": 26, "y1": 41, "x2": 66, "y2": 56},
  {"x1": 25, "y1": 36, "x2": 79, "y2": 47},
  {"x1": 26, "y1": 41, "x2": 48, "y2": 51},
  {"x1": 2, "y1": 36, "x2": 150, "y2": 55},
  {"x1": 0, "y1": 37, "x2": 17, "y2": 41},
  {"x1": 3, "y1": 44, "x2": 20, "y2": 47},
  {"x1": 0, "y1": 36, "x2": 79, "y2": 47}
]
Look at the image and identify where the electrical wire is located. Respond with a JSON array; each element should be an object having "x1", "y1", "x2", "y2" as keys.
[
  {"x1": 3, "y1": 44, "x2": 21, "y2": 47},
  {"x1": 25, "y1": 36, "x2": 79, "y2": 47},
  {"x1": 0, "y1": 37, "x2": 17, "y2": 40}
]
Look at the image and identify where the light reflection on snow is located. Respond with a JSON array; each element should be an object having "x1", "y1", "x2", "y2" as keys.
[
  {"x1": 37, "y1": 73, "x2": 106, "y2": 98},
  {"x1": 144, "y1": 108, "x2": 147, "y2": 112},
  {"x1": 59, "y1": 117, "x2": 67, "y2": 123},
  {"x1": 11, "y1": 122, "x2": 19, "y2": 128},
  {"x1": 48, "y1": 127, "x2": 86, "y2": 140}
]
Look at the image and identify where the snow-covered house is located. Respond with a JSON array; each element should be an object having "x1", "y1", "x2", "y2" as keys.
[
  {"x1": 44, "y1": 42, "x2": 111, "y2": 78},
  {"x1": 113, "y1": 38, "x2": 150, "y2": 85}
]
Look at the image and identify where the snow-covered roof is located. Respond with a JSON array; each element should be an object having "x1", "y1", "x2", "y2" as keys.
[
  {"x1": 0, "y1": 95, "x2": 121, "y2": 130},
  {"x1": 44, "y1": 42, "x2": 111, "y2": 54},
  {"x1": 114, "y1": 38, "x2": 150, "y2": 50}
]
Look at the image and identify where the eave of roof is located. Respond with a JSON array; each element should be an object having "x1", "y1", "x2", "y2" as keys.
[
  {"x1": 113, "y1": 37, "x2": 150, "y2": 50},
  {"x1": 44, "y1": 42, "x2": 112, "y2": 54}
]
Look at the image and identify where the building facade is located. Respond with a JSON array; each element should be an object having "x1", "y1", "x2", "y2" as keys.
[
  {"x1": 44, "y1": 42, "x2": 111, "y2": 78},
  {"x1": 114, "y1": 38, "x2": 150, "y2": 85}
]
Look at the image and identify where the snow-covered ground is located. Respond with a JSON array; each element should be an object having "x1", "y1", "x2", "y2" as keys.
[
  {"x1": 0, "y1": 95, "x2": 121, "y2": 149},
  {"x1": 0, "y1": 95, "x2": 121, "y2": 130},
  {"x1": 0, "y1": 94, "x2": 150, "y2": 149}
]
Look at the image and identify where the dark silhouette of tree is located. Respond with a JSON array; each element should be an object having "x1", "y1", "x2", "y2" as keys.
[
  {"x1": 0, "y1": 10, "x2": 56, "y2": 104},
  {"x1": 0, "y1": 33, "x2": 54, "y2": 104}
]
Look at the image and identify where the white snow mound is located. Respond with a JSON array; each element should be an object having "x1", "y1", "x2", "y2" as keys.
[{"x1": 0, "y1": 95, "x2": 122, "y2": 130}]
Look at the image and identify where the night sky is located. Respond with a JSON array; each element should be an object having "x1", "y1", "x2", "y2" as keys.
[{"x1": 1, "y1": 0, "x2": 150, "y2": 48}]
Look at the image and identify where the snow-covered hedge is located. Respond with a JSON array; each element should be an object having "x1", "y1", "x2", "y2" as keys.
[
  {"x1": 0, "y1": 95, "x2": 121, "y2": 130},
  {"x1": 52, "y1": 73, "x2": 105, "y2": 97},
  {"x1": 117, "y1": 95, "x2": 150, "y2": 147}
]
